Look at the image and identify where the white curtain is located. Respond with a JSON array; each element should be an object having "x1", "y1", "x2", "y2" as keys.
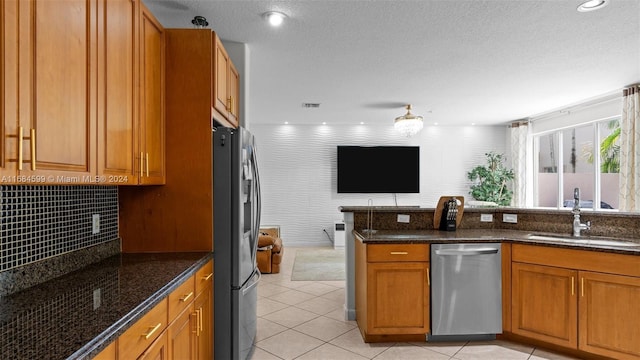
[
  {"x1": 619, "y1": 85, "x2": 640, "y2": 212},
  {"x1": 510, "y1": 121, "x2": 528, "y2": 207}
]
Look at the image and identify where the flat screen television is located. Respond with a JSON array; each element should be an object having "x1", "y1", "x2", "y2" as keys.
[{"x1": 337, "y1": 146, "x2": 420, "y2": 193}]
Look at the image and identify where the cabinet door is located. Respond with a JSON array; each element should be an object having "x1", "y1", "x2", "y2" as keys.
[
  {"x1": 213, "y1": 35, "x2": 229, "y2": 120},
  {"x1": 227, "y1": 61, "x2": 239, "y2": 127},
  {"x1": 366, "y1": 262, "x2": 429, "y2": 335},
  {"x1": 579, "y1": 271, "x2": 640, "y2": 359},
  {"x1": 97, "y1": 0, "x2": 138, "y2": 185},
  {"x1": 168, "y1": 305, "x2": 197, "y2": 360},
  {"x1": 93, "y1": 342, "x2": 116, "y2": 360},
  {"x1": 194, "y1": 284, "x2": 213, "y2": 360},
  {"x1": 138, "y1": 329, "x2": 168, "y2": 360},
  {"x1": 1, "y1": 0, "x2": 18, "y2": 178},
  {"x1": 139, "y1": 3, "x2": 165, "y2": 184},
  {"x1": 511, "y1": 262, "x2": 577, "y2": 348},
  {"x1": 19, "y1": 0, "x2": 97, "y2": 179}
]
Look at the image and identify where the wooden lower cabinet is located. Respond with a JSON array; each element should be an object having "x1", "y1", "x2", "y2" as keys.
[
  {"x1": 367, "y1": 262, "x2": 430, "y2": 335},
  {"x1": 168, "y1": 305, "x2": 196, "y2": 360},
  {"x1": 510, "y1": 244, "x2": 640, "y2": 360},
  {"x1": 138, "y1": 330, "x2": 169, "y2": 360},
  {"x1": 579, "y1": 271, "x2": 640, "y2": 359},
  {"x1": 194, "y1": 283, "x2": 213, "y2": 360},
  {"x1": 355, "y1": 237, "x2": 429, "y2": 342},
  {"x1": 511, "y1": 262, "x2": 578, "y2": 348},
  {"x1": 96, "y1": 261, "x2": 213, "y2": 360}
]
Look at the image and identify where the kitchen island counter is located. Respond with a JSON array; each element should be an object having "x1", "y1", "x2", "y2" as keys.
[
  {"x1": 353, "y1": 228, "x2": 640, "y2": 255},
  {"x1": 0, "y1": 252, "x2": 212, "y2": 360}
]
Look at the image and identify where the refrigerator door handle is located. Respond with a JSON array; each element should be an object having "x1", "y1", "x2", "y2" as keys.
[
  {"x1": 242, "y1": 270, "x2": 261, "y2": 296},
  {"x1": 251, "y1": 146, "x2": 262, "y2": 248}
]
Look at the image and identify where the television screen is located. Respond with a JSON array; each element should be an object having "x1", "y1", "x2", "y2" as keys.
[{"x1": 337, "y1": 146, "x2": 420, "y2": 193}]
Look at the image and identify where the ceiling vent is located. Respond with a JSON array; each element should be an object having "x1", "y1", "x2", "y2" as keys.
[{"x1": 302, "y1": 103, "x2": 321, "y2": 108}]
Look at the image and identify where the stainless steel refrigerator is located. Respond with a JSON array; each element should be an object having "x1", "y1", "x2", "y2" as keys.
[{"x1": 213, "y1": 126, "x2": 261, "y2": 360}]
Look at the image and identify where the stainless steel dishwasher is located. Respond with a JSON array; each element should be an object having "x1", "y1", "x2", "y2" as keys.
[{"x1": 430, "y1": 243, "x2": 502, "y2": 340}]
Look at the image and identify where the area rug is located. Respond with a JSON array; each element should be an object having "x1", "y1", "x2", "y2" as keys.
[{"x1": 291, "y1": 248, "x2": 346, "y2": 281}]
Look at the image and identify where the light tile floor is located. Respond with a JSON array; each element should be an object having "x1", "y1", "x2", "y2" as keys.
[{"x1": 251, "y1": 247, "x2": 579, "y2": 360}]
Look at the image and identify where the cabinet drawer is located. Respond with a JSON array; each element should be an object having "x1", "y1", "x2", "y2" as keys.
[
  {"x1": 196, "y1": 260, "x2": 214, "y2": 295},
  {"x1": 169, "y1": 275, "x2": 196, "y2": 320},
  {"x1": 118, "y1": 298, "x2": 168, "y2": 359},
  {"x1": 367, "y1": 244, "x2": 429, "y2": 262}
]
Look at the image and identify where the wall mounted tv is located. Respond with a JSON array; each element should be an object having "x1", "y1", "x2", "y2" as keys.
[{"x1": 337, "y1": 146, "x2": 420, "y2": 193}]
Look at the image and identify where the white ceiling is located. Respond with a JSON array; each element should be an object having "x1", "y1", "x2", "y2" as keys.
[{"x1": 144, "y1": 0, "x2": 640, "y2": 126}]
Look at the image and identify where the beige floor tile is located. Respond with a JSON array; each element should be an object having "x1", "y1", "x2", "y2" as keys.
[
  {"x1": 255, "y1": 329, "x2": 324, "y2": 360},
  {"x1": 454, "y1": 340, "x2": 534, "y2": 360},
  {"x1": 374, "y1": 343, "x2": 452, "y2": 360},
  {"x1": 296, "y1": 282, "x2": 342, "y2": 296},
  {"x1": 258, "y1": 282, "x2": 290, "y2": 298},
  {"x1": 293, "y1": 315, "x2": 357, "y2": 342},
  {"x1": 267, "y1": 289, "x2": 316, "y2": 306},
  {"x1": 257, "y1": 298, "x2": 290, "y2": 317},
  {"x1": 329, "y1": 328, "x2": 395, "y2": 359},
  {"x1": 319, "y1": 280, "x2": 346, "y2": 288},
  {"x1": 323, "y1": 308, "x2": 350, "y2": 322},
  {"x1": 262, "y1": 306, "x2": 320, "y2": 328},
  {"x1": 270, "y1": 278, "x2": 316, "y2": 290},
  {"x1": 413, "y1": 341, "x2": 467, "y2": 357},
  {"x1": 295, "y1": 296, "x2": 343, "y2": 315},
  {"x1": 319, "y1": 288, "x2": 346, "y2": 302},
  {"x1": 250, "y1": 346, "x2": 283, "y2": 360},
  {"x1": 295, "y1": 343, "x2": 369, "y2": 360},
  {"x1": 256, "y1": 317, "x2": 288, "y2": 342},
  {"x1": 529, "y1": 348, "x2": 582, "y2": 360}
]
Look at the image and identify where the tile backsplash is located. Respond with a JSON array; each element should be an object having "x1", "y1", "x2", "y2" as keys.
[{"x1": 0, "y1": 185, "x2": 118, "y2": 272}]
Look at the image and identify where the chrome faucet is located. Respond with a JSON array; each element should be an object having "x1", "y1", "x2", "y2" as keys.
[{"x1": 572, "y1": 187, "x2": 591, "y2": 237}]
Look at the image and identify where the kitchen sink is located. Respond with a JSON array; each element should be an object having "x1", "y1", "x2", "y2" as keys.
[{"x1": 527, "y1": 234, "x2": 640, "y2": 247}]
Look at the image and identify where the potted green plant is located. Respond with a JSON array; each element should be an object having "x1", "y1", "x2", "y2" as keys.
[{"x1": 467, "y1": 152, "x2": 515, "y2": 206}]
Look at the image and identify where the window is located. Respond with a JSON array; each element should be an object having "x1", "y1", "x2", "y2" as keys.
[{"x1": 534, "y1": 119, "x2": 619, "y2": 210}]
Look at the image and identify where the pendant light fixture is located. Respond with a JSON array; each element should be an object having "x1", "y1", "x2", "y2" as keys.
[{"x1": 394, "y1": 104, "x2": 424, "y2": 137}]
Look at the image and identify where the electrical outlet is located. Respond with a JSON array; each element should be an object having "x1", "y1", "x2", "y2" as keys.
[
  {"x1": 93, "y1": 288, "x2": 101, "y2": 310},
  {"x1": 397, "y1": 214, "x2": 410, "y2": 223},
  {"x1": 502, "y1": 213, "x2": 518, "y2": 223},
  {"x1": 92, "y1": 214, "x2": 100, "y2": 234},
  {"x1": 480, "y1": 213, "x2": 493, "y2": 222}
]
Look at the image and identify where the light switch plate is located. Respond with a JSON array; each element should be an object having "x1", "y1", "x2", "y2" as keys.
[
  {"x1": 397, "y1": 214, "x2": 410, "y2": 223},
  {"x1": 480, "y1": 213, "x2": 493, "y2": 222},
  {"x1": 503, "y1": 213, "x2": 518, "y2": 223}
]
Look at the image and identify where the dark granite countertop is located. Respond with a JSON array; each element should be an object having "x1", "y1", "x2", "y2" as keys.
[
  {"x1": 354, "y1": 229, "x2": 640, "y2": 255},
  {"x1": 0, "y1": 252, "x2": 212, "y2": 360}
]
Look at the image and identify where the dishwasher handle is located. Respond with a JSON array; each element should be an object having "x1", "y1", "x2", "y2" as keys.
[{"x1": 434, "y1": 248, "x2": 499, "y2": 256}]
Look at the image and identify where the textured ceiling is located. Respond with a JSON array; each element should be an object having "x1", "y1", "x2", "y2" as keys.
[{"x1": 144, "y1": 0, "x2": 640, "y2": 126}]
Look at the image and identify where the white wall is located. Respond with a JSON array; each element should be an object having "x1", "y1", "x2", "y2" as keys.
[{"x1": 251, "y1": 124, "x2": 507, "y2": 246}]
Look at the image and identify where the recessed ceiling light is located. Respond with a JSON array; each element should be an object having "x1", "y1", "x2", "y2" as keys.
[
  {"x1": 434, "y1": 122, "x2": 439, "y2": 126},
  {"x1": 263, "y1": 11, "x2": 287, "y2": 27},
  {"x1": 322, "y1": 122, "x2": 327, "y2": 125},
  {"x1": 284, "y1": 121, "x2": 289, "y2": 125},
  {"x1": 577, "y1": 0, "x2": 609, "y2": 12},
  {"x1": 360, "y1": 122, "x2": 364, "y2": 125}
]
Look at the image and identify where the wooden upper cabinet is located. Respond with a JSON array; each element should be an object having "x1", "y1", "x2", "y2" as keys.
[
  {"x1": 212, "y1": 34, "x2": 239, "y2": 128},
  {"x1": 18, "y1": 0, "x2": 97, "y2": 179},
  {"x1": 213, "y1": 36, "x2": 229, "y2": 120},
  {"x1": 228, "y1": 61, "x2": 239, "y2": 125},
  {"x1": 139, "y1": 3, "x2": 165, "y2": 185},
  {"x1": 579, "y1": 271, "x2": 640, "y2": 359},
  {"x1": 97, "y1": 0, "x2": 139, "y2": 185},
  {"x1": 1, "y1": 0, "x2": 18, "y2": 179},
  {"x1": 511, "y1": 262, "x2": 578, "y2": 348}
]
